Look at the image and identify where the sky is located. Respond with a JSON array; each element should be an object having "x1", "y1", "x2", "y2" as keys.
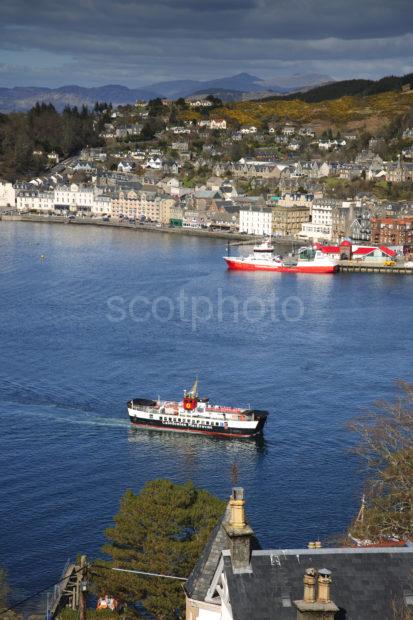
[{"x1": 1, "y1": 0, "x2": 413, "y2": 88}]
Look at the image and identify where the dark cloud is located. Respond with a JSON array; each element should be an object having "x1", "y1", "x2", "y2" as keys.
[{"x1": 0, "y1": 0, "x2": 412, "y2": 86}]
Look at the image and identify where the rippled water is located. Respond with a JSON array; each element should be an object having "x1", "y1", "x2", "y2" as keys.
[{"x1": 1, "y1": 222, "x2": 412, "y2": 608}]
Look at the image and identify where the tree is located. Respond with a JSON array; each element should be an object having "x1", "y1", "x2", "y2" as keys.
[
  {"x1": 175, "y1": 98, "x2": 188, "y2": 110},
  {"x1": 206, "y1": 95, "x2": 222, "y2": 107},
  {"x1": 0, "y1": 568, "x2": 10, "y2": 610},
  {"x1": 348, "y1": 379, "x2": 413, "y2": 543},
  {"x1": 93, "y1": 480, "x2": 225, "y2": 620},
  {"x1": 148, "y1": 98, "x2": 164, "y2": 117}
]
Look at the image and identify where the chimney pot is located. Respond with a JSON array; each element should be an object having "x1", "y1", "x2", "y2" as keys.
[
  {"x1": 229, "y1": 487, "x2": 247, "y2": 528},
  {"x1": 317, "y1": 568, "x2": 332, "y2": 603},
  {"x1": 303, "y1": 568, "x2": 317, "y2": 603}
]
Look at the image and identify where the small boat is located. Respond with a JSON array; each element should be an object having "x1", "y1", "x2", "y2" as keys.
[
  {"x1": 253, "y1": 238, "x2": 274, "y2": 253},
  {"x1": 224, "y1": 245, "x2": 338, "y2": 274},
  {"x1": 127, "y1": 379, "x2": 268, "y2": 439}
]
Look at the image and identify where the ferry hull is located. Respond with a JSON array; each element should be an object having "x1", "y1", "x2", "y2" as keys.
[
  {"x1": 128, "y1": 408, "x2": 267, "y2": 439},
  {"x1": 224, "y1": 257, "x2": 338, "y2": 274}
]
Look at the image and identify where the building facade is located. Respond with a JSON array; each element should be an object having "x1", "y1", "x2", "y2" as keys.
[
  {"x1": 371, "y1": 216, "x2": 413, "y2": 246},
  {"x1": 271, "y1": 205, "x2": 310, "y2": 237},
  {"x1": 0, "y1": 181, "x2": 15, "y2": 209},
  {"x1": 239, "y1": 207, "x2": 272, "y2": 236}
]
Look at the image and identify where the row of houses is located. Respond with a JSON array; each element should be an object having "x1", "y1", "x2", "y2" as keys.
[
  {"x1": 3, "y1": 176, "x2": 413, "y2": 247},
  {"x1": 238, "y1": 198, "x2": 413, "y2": 246},
  {"x1": 11, "y1": 182, "x2": 175, "y2": 224}
]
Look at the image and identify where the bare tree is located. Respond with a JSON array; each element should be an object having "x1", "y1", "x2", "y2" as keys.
[{"x1": 348, "y1": 380, "x2": 413, "y2": 542}]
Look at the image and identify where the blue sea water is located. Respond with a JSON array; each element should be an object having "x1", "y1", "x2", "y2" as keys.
[{"x1": 0, "y1": 221, "x2": 412, "y2": 610}]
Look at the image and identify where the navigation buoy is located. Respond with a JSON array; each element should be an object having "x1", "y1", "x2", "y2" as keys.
[{"x1": 40, "y1": 254, "x2": 46, "y2": 262}]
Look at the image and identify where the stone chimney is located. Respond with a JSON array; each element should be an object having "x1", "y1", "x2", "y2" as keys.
[
  {"x1": 303, "y1": 568, "x2": 317, "y2": 603},
  {"x1": 294, "y1": 568, "x2": 339, "y2": 619},
  {"x1": 223, "y1": 487, "x2": 254, "y2": 573},
  {"x1": 317, "y1": 569, "x2": 332, "y2": 604}
]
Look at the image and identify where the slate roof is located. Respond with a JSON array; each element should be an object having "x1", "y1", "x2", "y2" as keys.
[
  {"x1": 223, "y1": 547, "x2": 413, "y2": 620},
  {"x1": 185, "y1": 508, "x2": 230, "y2": 601}
]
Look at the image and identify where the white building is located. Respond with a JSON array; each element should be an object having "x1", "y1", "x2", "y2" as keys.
[
  {"x1": 239, "y1": 207, "x2": 272, "y2": 236},
  {"x1": 146, "y1": 157, "x2": 163, "y2": 170},
  {"x1": 16, "y1": 189, "x2": 54, "y2": 213},
  {"x1": 299, "y1": 199, "x2": 355, "y2": 242},
  {"x1": 0, "y1": 181, "x2": 15, "y2": 209},
  {"x1": 187, "y1": 99, "x2": 213, "y2": 108},
  {"x1": 210, "y1": 119, "x2": 227, "y2": 130},
  {"x1": 54, "y1": 184, "x2": 94, "y2": 213},
  {"x1": 92, "y1": 194, "x2": 112, "y2": 216},
  {"x1": 299, "y1": 199, "x2": 334, "y2": 241},
  {"x1": 240, "y1": 126, "x2": 257, "y2": 134}
]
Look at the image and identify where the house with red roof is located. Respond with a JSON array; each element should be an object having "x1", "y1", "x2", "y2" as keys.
[
  {"x1": 314, "y1": 241, "x2": 397, "y2": 263},
  {"x1": 352, "y1": 245, "x2": 397, "y2": 261}
]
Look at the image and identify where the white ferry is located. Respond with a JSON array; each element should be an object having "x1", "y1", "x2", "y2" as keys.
[{"x1": 127, "y1": 380, "x2": 268, "y2": 439}]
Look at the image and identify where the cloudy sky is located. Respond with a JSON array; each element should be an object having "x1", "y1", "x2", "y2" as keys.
[{"x1": 1, "y1": 0, "x2": 413, "y2": 88}]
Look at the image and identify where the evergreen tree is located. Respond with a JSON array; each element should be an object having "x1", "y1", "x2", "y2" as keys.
[{"x1": 93, "y1": 480, "x2": 225, "y2": 620}]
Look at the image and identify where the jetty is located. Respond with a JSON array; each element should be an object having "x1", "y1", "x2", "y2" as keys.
[{"x1": 338, "y1": 260, "x2": 413, "y2": 274}]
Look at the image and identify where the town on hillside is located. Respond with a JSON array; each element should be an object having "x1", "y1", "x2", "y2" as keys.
[{"x1": 1, "y1": 94, "x2": 413, "y2": 260}]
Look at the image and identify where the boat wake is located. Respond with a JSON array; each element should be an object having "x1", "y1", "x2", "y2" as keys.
[{"x1": 0, "y1": 398, "x2": 128, "y2": 430}]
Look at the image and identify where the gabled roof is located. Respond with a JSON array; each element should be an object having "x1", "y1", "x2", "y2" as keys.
[
  {"x1": 223, "y1": 547, "x2": 413, "y2": 620},
  {"x1": 316, "y1": 245, "x2": 340, "y2": 254},
  {"x1": 185, "y1": 509, "x2": 229, "y2": 601},
  {"x1": 379, "y1": 245, "x2": 397, "y2": 256},
  {"x1": 352, "y1": 246, "x2": 396, "y2": 257}
]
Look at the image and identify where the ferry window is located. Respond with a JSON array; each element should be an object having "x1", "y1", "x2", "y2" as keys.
[
  {"x1": 149, "y1": 414, "x2": 153, "y2": 419},
  {"x1": 159, "y1": 416, "x2": 162, "y2": 420},
  {"x1": 178, "y1": 418, "x2": 181, "y2": 422},
  {"x1": 169, "y1": 417, "x2": 172, "y2": 421}
]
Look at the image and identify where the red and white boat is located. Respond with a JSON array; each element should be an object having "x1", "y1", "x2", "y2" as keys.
[
  {"x1": 128, "y1": 379, "x2": 268, "y2": 439},
  {"x1": 224, "y1": 242, "x2": 338, "y2": 274}
]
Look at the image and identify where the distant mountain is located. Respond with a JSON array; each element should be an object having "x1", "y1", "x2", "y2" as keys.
[
  {"x1": 0, "y1": 84, "x2": 160, "y2": 112},
  {"x1": 261, "y1": 73, "x2": 333, "y2": 91},
  {"x1": 0, "y1": 72, "x2": 334, "y2": 112},
  {"x1": 2, "y1": 72, "x2": 411, "y2": 113},
  {"x1": 146, "y1": 72, "x2": 333, "y2": 99}
]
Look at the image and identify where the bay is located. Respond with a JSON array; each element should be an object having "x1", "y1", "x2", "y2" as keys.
[{"x1": 0, "y1": 222, "x2": 412, "y2": 608}]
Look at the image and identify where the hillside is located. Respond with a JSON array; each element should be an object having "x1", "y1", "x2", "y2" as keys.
[
  {"x1": 262, "y1": 72, "x2": 413, "y2": 104},
  {"x1": 212, "y1": 89, "x2": 413, "y2": 133}
]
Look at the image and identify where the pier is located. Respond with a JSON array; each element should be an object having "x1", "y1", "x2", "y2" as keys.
[{"x1": 338, "y1": 260, "x2": 413, "y2": 274}]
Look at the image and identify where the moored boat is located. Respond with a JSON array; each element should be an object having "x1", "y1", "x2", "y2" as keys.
[
  {"x1": 127, "y1": 380, "x2": 268, "y2": 438},
  {"x1": 253, "y1": 238, "x2": 274, "y2": 253},
  {"x1": 224, "y1": 245, "x2": 338, "y2": 274}
]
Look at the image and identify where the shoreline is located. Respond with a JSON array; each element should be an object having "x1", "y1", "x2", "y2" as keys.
[{"x1": 0, "y1": 213, "x2": 303, "y2": 247}]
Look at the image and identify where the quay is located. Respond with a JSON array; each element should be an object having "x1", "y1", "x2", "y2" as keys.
[
  {"x1": 0, "y1": 213, "x2": 256, "y2": 242},
  {"x1": 339, "y1": 260, "x2": 413, "y2": 274}
]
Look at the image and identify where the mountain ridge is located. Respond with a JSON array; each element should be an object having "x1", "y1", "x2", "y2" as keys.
[{"x1": 0, "y1": 72, "x2": 332, "y2": 112}]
